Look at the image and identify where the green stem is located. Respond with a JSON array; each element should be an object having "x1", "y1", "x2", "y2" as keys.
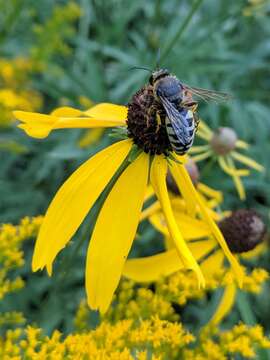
[
  {"x1": 236, "y1": 291, "x2": 256, "y2": 325},
  {"x1": 160, "y1": 0, "x2": 204, "y2": 63}
]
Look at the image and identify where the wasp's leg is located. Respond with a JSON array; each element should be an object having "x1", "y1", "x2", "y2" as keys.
[
  {"x1": 154, "y1": 113, "x2": 162, "y2": 133},
  {"x1": 180, "y1": 100, "x2": 198, "y2": 112}
]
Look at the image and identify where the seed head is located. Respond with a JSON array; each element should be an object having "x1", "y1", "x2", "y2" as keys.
[{"x1": 218, "y1": 209, "x2": 266, "y2": 253}]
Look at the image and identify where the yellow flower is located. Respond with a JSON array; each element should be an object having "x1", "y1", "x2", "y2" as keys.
[
  {"x1": 142, "y1": 157, "x2": 223, "y2": 225},
  {"x1": 189, "y1": 121, "x2": 264, "y2": 200},
  {"x1": 14, "y1": 89, "x2": 243, "y2": 313},
  {"x1": 123, "y1": 208, "x2": 267, "y2": 327}
]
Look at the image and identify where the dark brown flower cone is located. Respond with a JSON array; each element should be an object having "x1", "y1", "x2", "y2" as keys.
[
  {"x1": 127, "y1": 86, "x2": 172, "y2": 154},
  {"x1": 218, "y1": 209, "x2": 266, "y2": 253}
]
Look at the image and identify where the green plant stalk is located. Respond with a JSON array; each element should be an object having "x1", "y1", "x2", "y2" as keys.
[{"x1": 160, "y1": 0, "x2": 204, "y2": 63}]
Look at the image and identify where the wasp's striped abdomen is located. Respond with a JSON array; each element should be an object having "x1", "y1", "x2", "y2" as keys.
[{"x1": 165, "y1": 108, "x2": 195, "y2": 155}]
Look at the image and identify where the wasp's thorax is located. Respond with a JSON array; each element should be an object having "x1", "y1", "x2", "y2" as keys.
[{"x1": 127, "y1": 85, "x2": 172, "y2": 155}]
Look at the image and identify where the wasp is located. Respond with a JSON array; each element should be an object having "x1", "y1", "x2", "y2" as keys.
[{"x1": 149, "y1": 68, "x2": 230, "y2": 155}]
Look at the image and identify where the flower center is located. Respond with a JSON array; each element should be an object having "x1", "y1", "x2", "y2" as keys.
[
  {"x1": 127, "y1": 86, "x2": 172, "y2": 155},
  {"x1": 218, "y1": 209, "x2": 266, "y2": 253},
  {"x1": 210, "y1": 127, "x2": 238, "y2": 155}
]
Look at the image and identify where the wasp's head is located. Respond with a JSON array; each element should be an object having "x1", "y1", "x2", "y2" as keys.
[{"x1": 149, "y1": 68, "x2": 170, "y2": 86}]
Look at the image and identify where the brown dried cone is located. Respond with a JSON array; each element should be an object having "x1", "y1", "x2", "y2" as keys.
[
  {"x1": 127, "y1": 86, "x2": 172, "y2": 154},
  {"x1": 218, "y1": 209, "x2": 266, "y2": 253}
]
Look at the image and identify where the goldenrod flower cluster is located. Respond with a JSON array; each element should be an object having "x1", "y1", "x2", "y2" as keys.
[
  {"x1": 0, "y1": 318, "x2": 194, "y2": 360},
  {"x1": 0, "y1": 216, "x2": 42, "y2": 300},
  {"x1": 185, "y1": 323, "x2": 270, "y2": 359},
  {"x1": 0, "y1": 58, "x2": 42, "y2": 127},
  {"x1": 1, "y1": 318, "x2": 269, "y2": 359},
  {"x1": 30, "y1": 2, "x2": 81, "y2": 68}
]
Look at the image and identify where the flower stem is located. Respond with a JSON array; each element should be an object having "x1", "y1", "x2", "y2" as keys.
[{"x1": 160, "y1": 0, "x2": 204, "y2": 63}]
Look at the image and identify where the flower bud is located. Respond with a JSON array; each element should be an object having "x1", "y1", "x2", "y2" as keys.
[
  {"x1": 166, "y1": 159, "x2": 200, "y2": 195},
  {"x1": 210, "y1": 127, "x2": 238, "y2": 155}
]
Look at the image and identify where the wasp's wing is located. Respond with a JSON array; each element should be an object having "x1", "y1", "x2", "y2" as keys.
[
  {"x1": 159, "y1": 96, "x2": 190, "y2": 144},
  {"x1": 182, "y1": 83, "x2": 231, "y2": 103}
]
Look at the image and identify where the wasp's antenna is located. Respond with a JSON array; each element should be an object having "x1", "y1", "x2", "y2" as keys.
[
  {"x1": 129, "y1": 66, "x2": 152, "y2": 73},
  {"x1": 156, "y1": 48, "x2": 161, "y2": 70}
]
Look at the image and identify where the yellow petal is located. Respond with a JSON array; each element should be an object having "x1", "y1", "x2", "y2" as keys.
[
  {"x1": 51, "y1": 107, "x2": 83, "y2": 117},
  {"x1": 197, "y1": 182, "x2": 223, "y2": 203},
  {"x1": 197, "y1": 121, "x2": 213, "y2": 141},
  {"x1": 188, "y1": 145, "x2": 210, "y2": 154},
  {"x1": 150, "y1": 156, "x2": 205, "y2": 287},
  {"x1": 164, "y1": 235, "x2": 175, "y2": 249},
  {"x1": 191, "y1": 150, "x2": 213, "y2": 163},
  {"x1": 141, "y1": 200, "x2": 161, "y2": 221},
  {"x1": 123, "y1": 239, "x2": 217, "y2": 282},
  {"x1": 78, "y1": 128, "x2": 104, "y2": 148},
  {"x1": 32, "y1": 139, "x2": 132, "y2": 274},
  {"x1": 86, "y1": 153, "x2": 149, "y2": 314},
  {"x1": 175, "y1": 164, "x2": 244, "y2": 285},
  {"x1": 208, "y1": 283, "x2": 237, "y2": 326},
  {"x1": 218, "y1": 156, "x2": 250, "y2": 177},
  {"x1": 198, "y1": 120, "x2": 213, "y2": 136},
  {"x1": 236, "y1": 140, "x2": 249, "y2": 149},
  {"x1": 200, "y1": 249, "x2": 224, "y2": 278},
  {"x1": 231, "y1": 151, "x2": 264, "y2": 172},
  {"x1": 18, "y1": 123, "x2": 53, "y2": 139},
  {"x1": 144, "y1": 185, "x2": 155, "y2": 202},
  {"x1": 14, "y1": 111, "x2": 57, "y2": 124},
  {"x1": 14, "y1": 103, "x2": 126, "y2": 139},
  {"x1": 123, "y1": 249, "x2": 183, "y2": 282},
  {"x1": 169, "y1": 159, "x2": 196, "y2": 217},
  {"x1": 240, "y1": 243, "x2": 266, "y2": 259},
  {"x1": 225, "y1": 156, "x2": 246, "y2": 200},
  {"x1": 84, "y1": 103, "x2": 127, "y2": 123},
  {"x1": 149, "y1": 211, "x2": 212, "y2": 240}
]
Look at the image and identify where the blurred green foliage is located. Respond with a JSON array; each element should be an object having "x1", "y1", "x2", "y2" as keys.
[{"x1": 0, "y1": 0, "x2": 269, "y2": 349}]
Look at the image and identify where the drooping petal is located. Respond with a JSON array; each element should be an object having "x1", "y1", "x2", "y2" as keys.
[
  {"x1": 197, "y1": 121, "x2": 213, "y2": 141},
  {"x1": 236, "y1": 140, "x2": 249, "y2": 149},
  {"x1": 14, "y1": 103, "x2": 126, "y2": 139},
  {"x1": 86, "y1": 153, "x2": 149, "y2": 314},
  {"x1": 32, "y1": 140, "x2": 132, "y2": 274},
  {"x1": 173, "y1": 163, "x2": 244, "y2": 285},
  {"x1": 141, "y1": 200, "x2": 161, "y2": 221},
  {"x1": 150, "y1": 156, "x2": 205, "y2": 287},
  {"x1": 218, "y1": 156, "x2": 250, "y2": 177},
  {"x1": 149, "y1": 211, "x2": 212, "y2": 240},
  {"x1": 170, "y1": 158, "x2": 196, "y2": 217},
  {"x1": 196, "y1": 182, "x2": 223, "y2": 203},
  {"x1": 208, "y1": 283, "x2": 237, "y2": 326},
  {"x1": 225, "y1": 156, "x2": 246, "y2": 200},
  {"x1": 123, "y1": 249, "x2": 183, "y2": 282},
  {"x1": 200, "y1": 249, "x2": 224, "y2": 278},
  {"x1": 191, "y1": 150, "x2": 213, "y2": 163},
  {"x1": 123, "y1": 238, "x2": 217, "y2": 282},
  {"x1": 188, "y1": 145, "x2": 211, "y2": 154},
  {"x1": 240, "y1": 243, "x2": 266, "y2": 259},
  {"x1": 78, "y1": 128, "x2": 104, "y2": 148},
  {"x1": 230, "y1": 151, "x2": 264, "y2": 172}
]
